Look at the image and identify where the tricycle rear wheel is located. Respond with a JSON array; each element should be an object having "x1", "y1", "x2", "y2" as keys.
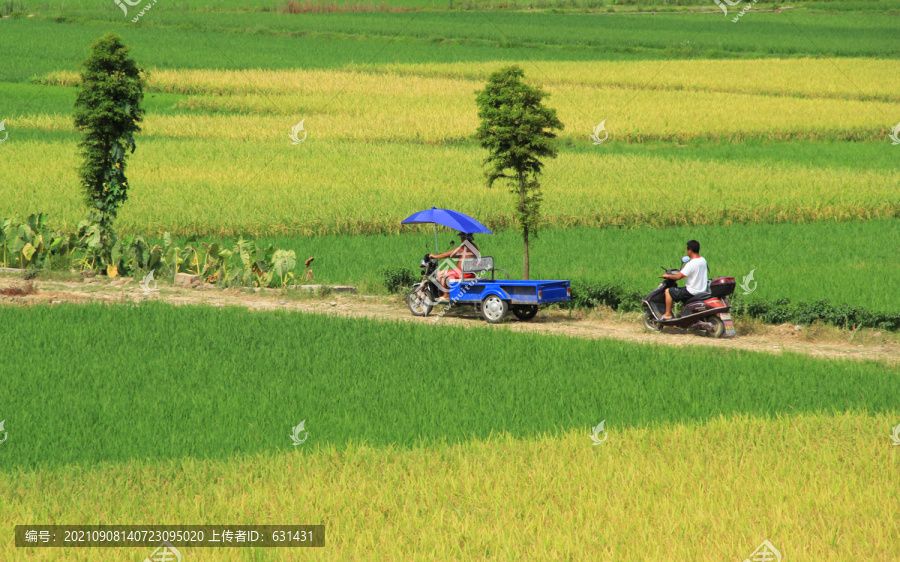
[
  {"x1": 408, "y1": 285, "x2": 434, "y2": 317},
  {"x1": 481, "y1": 295, "x2": 508, "y2": 324},
  {"x1": 512, "y1": 305, "x2": 539, "y2": 321}
]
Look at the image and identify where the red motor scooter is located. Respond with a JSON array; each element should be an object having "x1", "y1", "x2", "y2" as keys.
[{"x1": 642, "y1": 263, "x2": 737, "y2": 338}]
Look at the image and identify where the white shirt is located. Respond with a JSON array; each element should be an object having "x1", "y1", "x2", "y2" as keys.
[{"x1": 681, "y1": 257, "x2": 709, "y2": 295}]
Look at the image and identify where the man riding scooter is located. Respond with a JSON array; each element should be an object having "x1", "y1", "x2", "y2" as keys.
[{"x1": 661, "y1": 240, "x2": 707, "y2": 319}]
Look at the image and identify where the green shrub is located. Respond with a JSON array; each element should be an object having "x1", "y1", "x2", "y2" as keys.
[
  {"x1": 382, "y1": 267, "x2": 419, "y2": 294},
  {"x1": 731, "y1": 296, "x2": 900, "y2": 332},
  {"x1": 565, "y1": 280, "x2": 643, "y2": 312},
  {"x1": 0, "y1": 214, "x2": 72, "y2": 271}
]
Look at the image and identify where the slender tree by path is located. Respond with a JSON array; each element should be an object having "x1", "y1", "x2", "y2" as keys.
[
  {"x1": 74, "y1": 33, "x2": 145, "y2": 268},
  {"x1": 475, "y1": 65, "x2": 563, "y2": 280}
]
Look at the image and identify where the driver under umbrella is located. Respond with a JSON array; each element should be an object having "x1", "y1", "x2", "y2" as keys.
[{"x1": 429, "y1": 232, "x2": 480, "y2": 300}]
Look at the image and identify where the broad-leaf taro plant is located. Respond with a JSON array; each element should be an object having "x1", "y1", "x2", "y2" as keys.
[{"x1": 1, "y1": 215, "x2": 301, "y2": 289}]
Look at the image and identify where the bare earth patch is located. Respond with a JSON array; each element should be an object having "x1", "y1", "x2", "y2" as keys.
[{"x1": 2, "y1": 275, "x2": 897, "y2": 365}]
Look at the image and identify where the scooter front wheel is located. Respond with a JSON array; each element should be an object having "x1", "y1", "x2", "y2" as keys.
[{"x1": 642, "y1": 310, "x2": 662, "y2": 332}]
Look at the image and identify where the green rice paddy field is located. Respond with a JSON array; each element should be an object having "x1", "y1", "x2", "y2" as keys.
[
  {"x1": 4, "y1": 302, "x2": 898, "y2": 469},
  {"x1": 1, "y1": 10, "x2": 897, "y2": 86}
]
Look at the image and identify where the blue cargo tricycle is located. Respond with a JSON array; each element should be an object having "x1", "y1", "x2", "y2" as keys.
[{"x1": 407, "y1": 254, "x2": 571, "y2": 323}]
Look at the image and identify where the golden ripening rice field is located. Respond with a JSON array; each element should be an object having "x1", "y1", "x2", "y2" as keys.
[
  {"x1": 3, "y1": 412, "x2": 898, "y2": 561},
  {"x1": 3, "y1": 58, "x2": 898, "y2": 236}
]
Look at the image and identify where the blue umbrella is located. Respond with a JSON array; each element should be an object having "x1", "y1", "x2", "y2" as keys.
[{"x1": 401, "y1": 207, "x2": 493, "y2": 251}]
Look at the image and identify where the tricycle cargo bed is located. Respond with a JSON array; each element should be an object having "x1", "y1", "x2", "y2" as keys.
[{"x1": 448, "y1": 279, "x2": 571, "y2": 305}]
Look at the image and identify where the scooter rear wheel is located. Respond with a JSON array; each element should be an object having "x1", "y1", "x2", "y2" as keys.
[
  {"x1": 707, "y1": 315, "x2": 726, "y2": 338},
  {"x1": 642, "y1": 310, "x2": 662, "y2": 332}
]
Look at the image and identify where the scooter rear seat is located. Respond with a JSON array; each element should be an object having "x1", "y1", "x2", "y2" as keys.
[{"x1": 684, "y1": 291, "x2": 712, "y2": 304}]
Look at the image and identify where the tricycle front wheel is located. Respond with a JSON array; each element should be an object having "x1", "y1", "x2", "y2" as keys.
[
  {"x1": 481, "y1": 295, "x2": 508, "y2": 324},
  {"x1": 408, "y1": 286, "x2": 434, "y2": 317},
  {"x1": 512, "y1": 305, "x2": 539, "y2": 321}
]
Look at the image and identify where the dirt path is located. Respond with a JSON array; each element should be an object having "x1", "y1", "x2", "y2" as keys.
[{"x1": 2, "y1": 275, "x2": 898, "y2": 365}]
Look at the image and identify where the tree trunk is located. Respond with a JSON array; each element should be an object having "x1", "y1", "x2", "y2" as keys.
[
  {"x1": 520, "y1": 171, "x2": 529, "y2": 280},
  {"x1": 523, "y1": 224, "x2": 530, "y2": 280}
]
